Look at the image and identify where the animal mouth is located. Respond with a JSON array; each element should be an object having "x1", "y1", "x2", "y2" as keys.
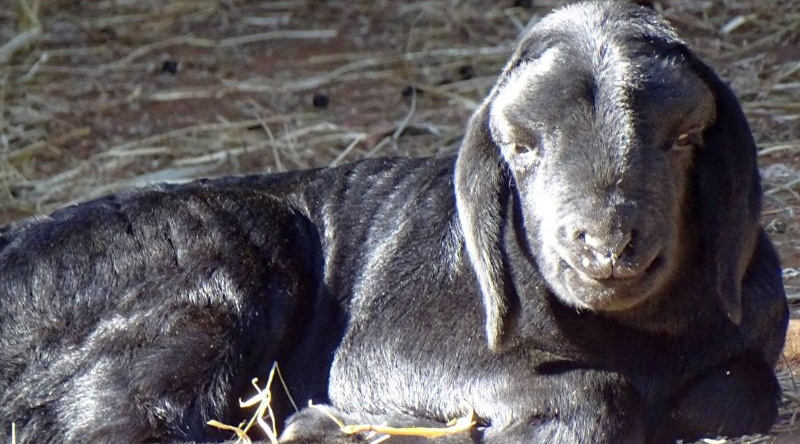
[
  {"x1": 561, "y1": 248, "x2": 664, "y2": 285},
  {"x1": 554, "y1": 250, "x2": 667, "y2": 311},
  {"x1": 600, "y1": 254, "x2": 664, "y2": 283}
]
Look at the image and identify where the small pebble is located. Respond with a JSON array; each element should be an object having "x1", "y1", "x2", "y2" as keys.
[
  {"x1": 98, "y1": 27, "x2": 117, "y2": 40},
  {"x1": 162, "y1": 60, "x2": 180, "y2": 75},
  {"x1": 401, "y1": 85, "x2": 423, "y2": 98},
  {"x1": 458, "y1": 64, "x2": 475, "y2": 80},
  {"x1": 313, "y1": 93, "x2": 330, "y2": 109}
]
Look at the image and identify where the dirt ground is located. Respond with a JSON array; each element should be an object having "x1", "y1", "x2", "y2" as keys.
[{"x1": 1, "y1": 0, "x2": 799, "y2": 443}]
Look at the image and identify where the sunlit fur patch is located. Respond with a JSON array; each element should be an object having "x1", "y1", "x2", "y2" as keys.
[{"x1": 490, "y1": 49, "x2": 559, "y2": 140}]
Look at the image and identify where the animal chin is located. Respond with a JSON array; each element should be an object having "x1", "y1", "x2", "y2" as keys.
[{"x1": 550, "y1": 252, "x2": 667, "y2": 312}]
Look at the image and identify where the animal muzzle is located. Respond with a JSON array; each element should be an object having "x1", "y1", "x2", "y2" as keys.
[{"x1": 557, "y1": 223, "x2": 663, "y2": 283}]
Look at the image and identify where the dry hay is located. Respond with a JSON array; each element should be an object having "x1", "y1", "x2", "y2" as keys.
[
  {"x1": 207, "y1": 362, "x2": 294, "y2": 444},
  {"x1": 207, "y1": 362, "x2": 476, "y2": 444},
  {"x1": 1, "y1": 0, "x2": 799, "y2": 443}
]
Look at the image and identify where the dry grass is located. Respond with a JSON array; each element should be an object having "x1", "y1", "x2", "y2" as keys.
[
  {"x1": 208, "y1": 362, "x2": 477, "y2": 444},
  {"x1": 0, "y1": 0, "x2": 798, "y2": 443},
  {"x1": 208, "y1": 362, "x2": 298, "y2": 444}
]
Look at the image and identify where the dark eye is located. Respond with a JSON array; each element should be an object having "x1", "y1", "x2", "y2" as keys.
[
  {"x1": 512, "y1": 132, "x2": 542, "y2": 155},
  {"x1": 514, "y1": 143, "x2": 537, "y2": 154},
  {"x1": 675, "y1": 132, "x2": 692, "y2": 147},
  {"x1": 668, "y1": 127, "x2": 703, "y2": 151}
]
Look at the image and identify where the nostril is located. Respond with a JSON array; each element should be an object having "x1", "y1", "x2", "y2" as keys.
[
  {"x1": 614, "y1": 231, "x2": 633, "y2": 259},
  {"x1": 568, "y1": 227, "x2": 633, "y2": 259},
  {"x1": 619, "y1": 229, "x2": 638, "y2": 258},
  {"x1": 628, "y1": 229, "x2": 639, "y2": 245}
]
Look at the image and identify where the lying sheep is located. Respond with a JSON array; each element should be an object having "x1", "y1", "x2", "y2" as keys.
[{"x1": 0, "y1": 1, "x2": 788, "y2": 444}]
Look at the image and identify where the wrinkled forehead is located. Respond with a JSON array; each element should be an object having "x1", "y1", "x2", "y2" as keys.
[
  {"x1": 514, "y1": 1, "x2": 682, "y2": 60},
  {"x1": 490, "y1": 2, "x2": 714, "y2": 143},
  {"x1": 550, "y1": 2, "x2": 677, "y2": 35},
  {"x1": 502, "y1": 1, "x2": 686, "y2": 97}
]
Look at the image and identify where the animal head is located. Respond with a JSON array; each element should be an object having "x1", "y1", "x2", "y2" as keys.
[{"x1": 455, "y1": 1, "x2": 762, "y2": 349}]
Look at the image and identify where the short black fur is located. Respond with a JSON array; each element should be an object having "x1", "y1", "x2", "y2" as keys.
[{"x1": 0, "y1": 2, "x2": 787, "y2": 444}]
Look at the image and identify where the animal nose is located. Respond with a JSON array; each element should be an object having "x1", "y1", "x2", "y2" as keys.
[
  {"x1": 569, "y1": 228, "x2": 636, "y2": 280},
  {"x1": 576, "y1": 229, "x2": 632, "y2": 259}
]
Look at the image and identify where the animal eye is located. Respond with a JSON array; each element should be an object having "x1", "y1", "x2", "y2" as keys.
[
  {"x1": 668, "y1": 127, "x2": 702, "y2": 152},
  {"x1": 675, "y1": 133, "x2": 692, "y2": 147},
  {"x1": 514, "y1": 143, "x2": 537, "y2": 154},
  {"x1": 512, "y1": 133, "x2": 542, "y2": 155}
]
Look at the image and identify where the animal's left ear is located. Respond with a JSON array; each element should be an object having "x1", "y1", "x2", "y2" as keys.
[
  {"x1": 455, "y1": 101, "x2": 511, "y2": 350},
  {"x1": 687, "y1": 50, "x2": 762, "y2": 324}
]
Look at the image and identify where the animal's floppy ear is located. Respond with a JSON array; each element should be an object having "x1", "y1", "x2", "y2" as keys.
[
  {"x1": 687, "y1": 51, "x2": 762, "y2": 324},
  {"x1": 455, "y1": 101, "x2": 511, "y2": 350}
]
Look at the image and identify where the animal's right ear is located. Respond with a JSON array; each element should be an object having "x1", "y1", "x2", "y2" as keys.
[
  {"x1": 455, "y1": 102, "x2": 511, "y2": 351},
  {"x1": 683, "y1": 49, "x2": 762, "y2": 325}
]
